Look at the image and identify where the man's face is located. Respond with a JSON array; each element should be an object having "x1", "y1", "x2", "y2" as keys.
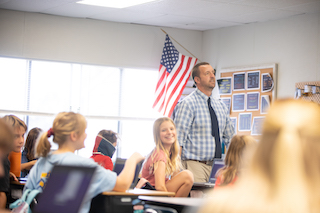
[
  {"x1": 196, "y1": 64, "x2": 216, "y2": 90},
  {"x1": 13, "y1": 126, "x2": 25, "y2": 153}
]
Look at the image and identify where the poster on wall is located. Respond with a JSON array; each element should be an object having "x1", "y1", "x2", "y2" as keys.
[
  {"x1": 232, "y1": 93, "x2": 246, "y2": 112},
  {"x1": 238, "y1": 113, "x2": 252, "y2": 131},
  {"x1": 230, "y1": 117, "x2": 237, "y2": 134},
  {"x1": 246, "y1": 92, "x2": 260, "y2": 111},
  {"x1": 251, "y1": 116, "x2": 265, "y2": 135},
  {"x1": 262, "y1": 73, "x2": 274, "y2": 92},
  {"x1": 220, "y1": 97, "x2": 231, "y2": 113},
  {"x1": 233, "y1": 72, "x2": 246, "y2": 91},
  {"x1": 247, "y1": 70, "x2": 260, "y2": 90},
  {"x1": 217, "y1": 78, "x2": 232, "y2": 95},
  {"x1": 261, "y1": 95, "x2": 270, "y2": 114}
]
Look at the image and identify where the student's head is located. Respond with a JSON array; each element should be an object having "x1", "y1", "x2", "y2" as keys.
[
  {"x1": 199, "y1": 99, "x2": 320, "y2": 213},
  {"x1": 2, "y1": 115, "x2": 27, "y2": 153},
  {"x1": 251, "y1": 99, "x2": 320, "y2": 191},
  {"x1": 98, "y1": 130, "x2": 118, "y2": 147},
  {"x1": 216, "y1": 135, "x2": 256, "y2": 186},
  {"x1": 24, "y1": 127, "x2": 42, "y2": 161},
  {"x1": 0, "y1": 118, "x2": 14, "y2": 176},
  {"x1": 153, "y1": 117, "x2": 181, "y2": 175},
  {"x1": 36, "y1": 112, "x2": 87, "y2": 157},
  {"x1": 153, "y1": 117, "x2": 178, "y2": 152},
  {"x1": 224, "y1": 135, "x2": 256, "y2": 171},
  {"x1": 0, "y1": 119, "x2": 13, "y2": 156},
  {"x1": 192, "y1": 62, "x2": 216, "y2": 90}
]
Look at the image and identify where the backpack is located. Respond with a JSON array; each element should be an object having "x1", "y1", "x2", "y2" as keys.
[{"x1": 9, "y1": 189, "x2": 41, "y2": 213}]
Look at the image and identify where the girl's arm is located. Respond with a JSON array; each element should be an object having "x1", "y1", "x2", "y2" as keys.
[
  {"x1": 113, "y1": 152, "x2": 144, "y2": 192},
  {"x1": 154, "y1": 161, "x2": 167, "y2": 192},
  {"x1": 21, "y1": 160, "x2": 37, "y2": 171}
]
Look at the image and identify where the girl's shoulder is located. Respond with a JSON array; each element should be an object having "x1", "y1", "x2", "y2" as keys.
[{"x1": 151, "y1": 149, "x2": 167, "y2": 162}]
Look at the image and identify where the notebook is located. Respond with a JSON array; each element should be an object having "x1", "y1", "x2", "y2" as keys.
[
  {"x1": 113, "y1": 158, "x2": 143, "y2": 189},
  {"x1": 33, "y1": 165, "x2": 96, "y2": 213},
  {"x1": 192, "y1": 159, "x2": 225, "y2": 189}
]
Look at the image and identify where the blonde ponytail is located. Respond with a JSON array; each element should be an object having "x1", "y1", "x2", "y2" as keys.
[
  {"x1": 35, "y1": 131, "x2": 52, "y2": 157},
  {"x1": 35, "y1": 112, "x2": 87, "y2": 158}
]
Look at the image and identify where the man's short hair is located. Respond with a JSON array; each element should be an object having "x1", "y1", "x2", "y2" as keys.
[{"x1": 192, "y1": 62, "x2": 210, "y2": 84}]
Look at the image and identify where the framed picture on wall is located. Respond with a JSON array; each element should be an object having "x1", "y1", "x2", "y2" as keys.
[
  {"x1": 246, "y1": 70, "x2": 260, "y2": 90},
  {"x1": 230, "y1": 117, "x2": 237, "y2": 134},
  {"x1": 261, "y1": 95, "x2": 270, "y2": 114},
  {"x1": 262, "y1": 73, "x2": 274, "y2": 92},
  {"x1": 220, "y1": 97, "x2": 231, "y2": 113},
  {"x1": 232, "y1": 93, "x2": 245, "y2": 112},
  {"x1": 238, "y1": 113, "x2": 252, "y2": 131},
  {"x1": 217, "y1": 77, "x2": 232, "y2": 95},
  {"x1": 233, "y1": 72, "x2": 246, "y2": 91},
  {"x1": 246, "y1": 92, "x2": 260, "y2": 111}
]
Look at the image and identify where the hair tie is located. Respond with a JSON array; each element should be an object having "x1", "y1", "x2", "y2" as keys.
[{"x1": 47, "y1": 128, "x2": 54, "y2": 138}]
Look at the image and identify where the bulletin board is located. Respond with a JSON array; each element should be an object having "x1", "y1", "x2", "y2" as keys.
[{"x1": 218, "y1": 64, "x2": 277, "y2": 140}]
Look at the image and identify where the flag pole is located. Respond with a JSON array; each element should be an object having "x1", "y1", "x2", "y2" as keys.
[{"x1": 161, "y1": 29, "x2": 201, "y2": 62}]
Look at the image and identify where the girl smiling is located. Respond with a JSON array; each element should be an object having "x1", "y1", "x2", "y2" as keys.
[{"x1": 140, "y1": 117, "x2": 193, "y2": 197}]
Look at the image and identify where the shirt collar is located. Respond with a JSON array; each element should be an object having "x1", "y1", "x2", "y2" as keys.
[{"x1": 195, "y1": 87, "x2": 213, "y2": 101}]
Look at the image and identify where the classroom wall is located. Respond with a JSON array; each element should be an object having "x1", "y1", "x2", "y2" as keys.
[
  {"x1": 1, "y1": 9, "x2": 319, "y2": 99},
  {"x1": 203, "y1": 12, "x2": 320, "y2": 99},
  {"x1": 0, "y1": 9, "x2": 202, "y2": 70}
]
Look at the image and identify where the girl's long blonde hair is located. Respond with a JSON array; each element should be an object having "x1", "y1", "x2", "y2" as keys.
[
  {"x1": 152, "y1": 117, "x2": 181, "y2": 177},
  {"x1": 36, "y1": 112, "x2": 87, "y2": 157},
  {"x1": 216, "y1": 135, "x2": 256, "y2": 186},
  {"x1": 200, "y1": 99, "x2": 320, "y2": 213}
]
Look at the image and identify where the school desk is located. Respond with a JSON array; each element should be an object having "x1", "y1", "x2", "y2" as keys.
[
  {"x1": 89, "y1": 188, "x2": 175, "y2": 213},
  {"x1": 138, "y1": 195, "x2": 203, "y2": 213}
]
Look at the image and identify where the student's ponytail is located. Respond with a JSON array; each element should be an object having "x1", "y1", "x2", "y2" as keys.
[{"x1": 35, "y1": 129, "x2": 52, "y2": 158}]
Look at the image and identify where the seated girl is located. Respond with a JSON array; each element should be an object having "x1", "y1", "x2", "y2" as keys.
[
  {"x1": 24, "y1": 112, "x2": 144, "y2": 213},
  {"x1": 21, "y1": 127, "x2": 42, "y2": 177},
  {"x1": 140, "y1": 117, "x2": 193, "y2": 197},
  {"x1": 214, "y1": 135, "x2": 256, "y2": 189}
]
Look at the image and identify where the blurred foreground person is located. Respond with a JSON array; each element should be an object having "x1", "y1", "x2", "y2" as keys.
[{"x1": 199, "y1": 99, "x2": 320, "y2": 213}]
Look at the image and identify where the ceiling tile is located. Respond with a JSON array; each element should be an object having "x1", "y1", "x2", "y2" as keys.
[
  {"x1": 282, "y1": 1, "x2": 320, "y2": 13},
  {"x1": 235, "y1": 0, "x2": 320, "y2": 9},
  {"x1": 222, "y1": 9, "x2": 305, "y2": 23}
]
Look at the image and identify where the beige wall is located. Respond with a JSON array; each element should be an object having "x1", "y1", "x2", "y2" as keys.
[
  {"x1": 0, "y1": 9, "x2": 202, "y2": 70},
  {"x1": 1, "y1": 9, "x2": 319, "y2": 99},
  {"x1": 203, "y1": 12, "x2": 320, "y2": 98}
]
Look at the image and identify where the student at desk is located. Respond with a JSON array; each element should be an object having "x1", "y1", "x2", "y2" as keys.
[
  {"x1": 21, "y1": 127, "x2": 41, "y2": 177},
  {"x1": 214, "y1": 135, "x2": 256, "y2": 189},
  {"x1": 140, "y1": 117, "x2": 193, "y2": 197},
  {"x1": 0, "y1": 119, "x2": 14, "y2": 212},
  {"x1": 24, "y1": 112, "x2": 144, "y2": 213}
]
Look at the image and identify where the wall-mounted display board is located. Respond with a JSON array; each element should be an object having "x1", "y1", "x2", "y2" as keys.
[{"x1": 218, "y1": 64, "x2": 277, "y2": 140}]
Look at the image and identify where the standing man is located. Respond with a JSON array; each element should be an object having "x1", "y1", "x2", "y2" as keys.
[{"x1": 174, "y1": 62, "x2": 234, "y2": 182}]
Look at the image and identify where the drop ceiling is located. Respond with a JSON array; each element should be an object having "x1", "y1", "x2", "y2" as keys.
[{"x1": 0, "y1": 0, "x2": 319, "y2": 31}]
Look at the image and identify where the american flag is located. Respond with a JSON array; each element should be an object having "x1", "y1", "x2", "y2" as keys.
[{"x1": 153, "y1": 34, "x2": 197, "y2": 117}]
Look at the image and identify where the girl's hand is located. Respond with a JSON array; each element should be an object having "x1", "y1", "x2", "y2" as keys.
[
  {"x1": 130, "y1": 152, "x2": 145, "y2": 164},
  {"x1": 9, "y1": 172, "x2": 18, "y2": 181}
]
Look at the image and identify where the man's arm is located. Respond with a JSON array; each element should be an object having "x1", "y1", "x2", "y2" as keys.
[{"x1": 174, "y1": 102, "x2": 194, "y2": 153}]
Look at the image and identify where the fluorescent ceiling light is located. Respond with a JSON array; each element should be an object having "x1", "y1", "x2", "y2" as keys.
[{"x1": 77, "y1": 0, "x2": 158, "y2": 8}]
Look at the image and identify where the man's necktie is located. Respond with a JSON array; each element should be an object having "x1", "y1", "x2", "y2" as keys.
[{"x1": 208, "y1": 97, "x2": 222, "y2": 158}]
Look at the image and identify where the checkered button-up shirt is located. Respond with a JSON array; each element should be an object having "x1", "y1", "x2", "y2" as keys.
[{"x1": 174, "y1": 88, "x2": 234, "y2": 161}]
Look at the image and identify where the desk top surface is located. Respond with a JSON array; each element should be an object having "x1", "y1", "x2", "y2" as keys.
[
  {"x1": 138, "y1": 196, "x2": 203, "y2": 206},
  {"x1": 102, "y1": 188, "x2": 175, "y2": 197}
]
